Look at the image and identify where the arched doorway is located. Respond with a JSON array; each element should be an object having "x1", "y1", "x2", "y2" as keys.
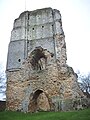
[{"x1": 28, "y1": 90, "x2": 50, "y2": 112}]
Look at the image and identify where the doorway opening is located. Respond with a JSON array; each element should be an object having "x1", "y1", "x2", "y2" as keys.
[{"x1": 28, "y1": 90, "x2": 50, "y2": 112}]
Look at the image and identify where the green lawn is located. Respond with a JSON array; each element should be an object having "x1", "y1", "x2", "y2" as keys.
[{"x1": 0, "y1": 109, "x2": 90, "y2": 120}]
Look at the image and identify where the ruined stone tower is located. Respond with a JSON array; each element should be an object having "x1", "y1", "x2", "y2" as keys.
[{"x1": 6, "y1": 8, "x2": 84, "y2": 112}]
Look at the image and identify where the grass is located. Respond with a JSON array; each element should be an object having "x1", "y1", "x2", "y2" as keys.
[{"x1": 0, "y1": 109, "x2": 90, "y2": 120}]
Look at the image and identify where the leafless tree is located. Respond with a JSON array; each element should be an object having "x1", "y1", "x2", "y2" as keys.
[
  {"x1": 77, "y1": 71, "x2": 90, "y2": 98},
  {"x1": 0, "y1": 64, "x2": 6, "y2": 100}
]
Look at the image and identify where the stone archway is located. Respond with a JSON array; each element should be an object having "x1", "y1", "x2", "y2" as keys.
[
  {"x1": 28, "y1": 90, "x2": 50, "y2": 112},
  {"x1": 28, "y1": 46, "x2": 54, "y2": 71}
]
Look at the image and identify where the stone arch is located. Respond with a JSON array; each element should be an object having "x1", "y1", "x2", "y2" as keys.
[
  {"x1": 28, "y1": 89, "x2": 51, "y2": 112},
  {"x1": 28, "y1": 46, "x2": 54, "y2": 70}
]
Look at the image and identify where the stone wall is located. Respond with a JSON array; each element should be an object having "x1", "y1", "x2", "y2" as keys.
[
  {"x1": 6, "y1": 8, "x2": 66, "y2": 70},
  {"x1": 6, "y1": 58, "x2": 84, "y2": 112},
  {"x1": 6, "y1": 8, "x2": 84, "y2": 112},
  {"x1": 0, "y1": 101, "x2": 6, "y2": 111}
]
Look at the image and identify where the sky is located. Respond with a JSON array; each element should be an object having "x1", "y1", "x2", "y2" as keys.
[{"x1": 0, "y1": 0, "x2": 90, "y2": 75}]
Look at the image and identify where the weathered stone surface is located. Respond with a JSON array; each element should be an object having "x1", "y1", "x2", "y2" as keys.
[{"x1": 6, "y1": 8, "x2": 84, "y2": 112}]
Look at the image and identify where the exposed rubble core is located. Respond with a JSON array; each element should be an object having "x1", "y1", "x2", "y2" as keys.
[{"x1": 6, "y1": 8, "x2": 85, "y2": 112}]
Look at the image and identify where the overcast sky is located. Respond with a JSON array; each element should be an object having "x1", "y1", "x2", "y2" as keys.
[{"x1": 0, "y1": 0, "x2": 90, "y2": 74}]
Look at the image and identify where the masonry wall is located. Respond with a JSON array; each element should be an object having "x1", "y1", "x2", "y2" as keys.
[
  {"x1": 0, "y1": 101, "x2": 6, "y2": 111},
  {"x1": 6, "y1": 8, "x2": 66, "y2": 70},
  {"x1": 6, "y1": 8, "x2": 84, "y2": 112}
]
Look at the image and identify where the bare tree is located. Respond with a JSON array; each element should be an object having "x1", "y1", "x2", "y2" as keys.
[
  {"x1": 77, "y1": 72, "x2": 90, "y2": 98},
  {"x1": 0, "y1": 64, "x2": 6, "y2": 100}
]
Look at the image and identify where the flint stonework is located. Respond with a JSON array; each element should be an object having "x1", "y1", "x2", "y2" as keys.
[{"x1": 6, "y1": 8, "x2": 84, "y2": 112}]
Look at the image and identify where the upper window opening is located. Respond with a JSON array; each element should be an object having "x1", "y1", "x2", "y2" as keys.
[
  {"x1": 18, "y1": 59, "x2": 21, "y2": 62},
  {"x1": 32, "y1": 28, "x2": 34, "y2": 30},
  {"x1": 42, "y1": 26, "x2": 44, "y2": 28}
]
